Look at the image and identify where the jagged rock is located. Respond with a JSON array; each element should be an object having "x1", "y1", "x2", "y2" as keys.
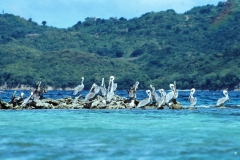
[
  {"x1": 107, "y1": 100, "x2": 126, "y2": 109},
  {"x1": 170, "y1": 102, "x2": 183, "y2": 109},
  {"x1": 35, "y1": 101, "x2": 52, "y2": 109},
  {"x1": 0, "y1": 100, "x2": 13, "y2": 109},
  {"x1": 42, "y1": 98, "x2": 59, "y2": 106},
  {"x1": 85, "y1": 95, "x2": 107, "y2": 109},
  {"x1": 144, "y1": 105, "x2": 157, "y2": 109},
  {"x1": 56, "y1": 103, "x2": 70, "y2": 109},
  {"x1": 96, "y1": 103, "x2": 107, "y2": 109},
  {"x1": 0, "y1": 93, "x2": 187, "y2": 110},
  {"x1": 125, "y1": 100, "x2": 136, "y2": 109},
  {"x1": 71, "y1": 104, "x2": 84, "y2": 109},
  {"x1": 90, "y1": 100, "x2": 99, "y2": 109}
]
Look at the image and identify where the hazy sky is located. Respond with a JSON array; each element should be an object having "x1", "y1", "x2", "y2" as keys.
[{"x1": 1, "y1": 0, "x2": 222, "y2": 28}]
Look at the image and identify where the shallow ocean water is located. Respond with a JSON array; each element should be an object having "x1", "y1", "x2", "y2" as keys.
[{"x1": 0, "y1": 90, "x2": 240, "y2": 159}]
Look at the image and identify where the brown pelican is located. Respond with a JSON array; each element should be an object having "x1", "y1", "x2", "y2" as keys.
[
  {"x1": 85, "y1": 83, "x2": 98, "y2": 101},
  {"x1": 100, "y1": 78, "x2": 106, "y2": 97},
  {"x1": 150, "y1": 84, "x2": 159, "y2": 101},
  {"x1": 165, "y1": 84, "x2": 175, "y2": 104},
  {"x1": 173, "y1": 81, "x2": 178, "y2": 99},
  {"x1": 189, "y1": 88, "x2": 197, "y2": 107},
  {"x1": 136, "y1": 90, "x2": 152, "y2": 108},
  {"x1": 36, "y1": 78, "x2": 42, "y2": 92},
  {"x1": 159, "y1": 89, "x2": 166, "y2": 97},
  {"x1": 216, "y1": 90, "x2": 229, "y2": 106},
  {"x1": 9, "y1": 91, "x2": 24, "y2": 105},
  {"x1": 157, "y1": 89, "x2": 166, "y2": 108},
  {"x1": 111, "y1": 76, "x2": 117, "y2": 92},
  {"x1": 33, "y1": 85, "x2": 47, "y2": 101},
  {"x1": 127, "y1": 81, "x2": 139, "y2": 100},
  {"x1": 107, "y1": 76, "x2": 117, "y2": 92},
  {"x1": 73, "y1": 77, "x2": 84, "y2": 95},
  {"x1": 107, "y1": 76, "x2": 112, "y2": 93},
  {"x1": 95, "y1": 84, "x2": 100, "y2": 95},
  {"x1": 107, "y1": 76, "x2": 117, "y2": 101}
]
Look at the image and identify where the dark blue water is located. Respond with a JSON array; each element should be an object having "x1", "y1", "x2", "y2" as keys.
[{"x1": 0, "y1": 90, "x2": 240, "y2": 159}]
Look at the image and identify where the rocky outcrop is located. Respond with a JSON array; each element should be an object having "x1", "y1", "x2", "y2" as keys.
[{"x1": 0, "y1": 95, "x2": 185, "y2": 110}]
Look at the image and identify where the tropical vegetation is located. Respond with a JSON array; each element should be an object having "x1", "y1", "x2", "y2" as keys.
[{"x1": 0, "y1": 0, "x2": 240, "y2": 90}]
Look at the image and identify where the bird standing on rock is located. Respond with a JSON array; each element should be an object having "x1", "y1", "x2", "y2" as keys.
[
  {"x1": 100, "y1": 78, "x2": 106, "y2": 97},
  {"x1": 165, "y1": 84, "x2": 175, "y2": 105},
  {"x1": 73, "y1": 77, "x2": 84, "y2": 96},
  {"x1": 85, "y1": 83, "x2": 100, "y2": 101},
  {"x1": 136, "y1": 90, "x2": 152, "y2": 108},
  {"x1": 150, "y1": 84, "x2": 159, "y2": 102},
  {"x1": 107, "y1": 76, "x2": 117, "y2": 102},
  {"x1": 128, "y1": 81, "x2": 139, "y2": 100},
  {"x1": 157, "y1": 89, "x2": 166, "y2": 109}
]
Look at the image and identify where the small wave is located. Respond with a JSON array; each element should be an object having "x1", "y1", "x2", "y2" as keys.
[
  {"x1": 196, "y1": 105, "x2": 213, "y2": 108},
  {"x1": 182, "y1": 105, "x2": 212, "y2": 108}
]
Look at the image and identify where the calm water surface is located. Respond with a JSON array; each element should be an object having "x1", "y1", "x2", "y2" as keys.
[{"x1": 0, "y1": 90, "x2": 240, "y2": 159}]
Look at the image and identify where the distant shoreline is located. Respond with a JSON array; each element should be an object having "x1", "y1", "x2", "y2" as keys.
[
  {"x1": 0, "y1": 85, "x2": 74, "y2": 91},
  {"x1": 1, "y1": 83, "x2": 240, "y2": 91}
]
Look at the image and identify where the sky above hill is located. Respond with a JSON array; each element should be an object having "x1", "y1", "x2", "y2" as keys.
[{"x1": 1, "y1": 0, "x2": 222, "y2": 28}]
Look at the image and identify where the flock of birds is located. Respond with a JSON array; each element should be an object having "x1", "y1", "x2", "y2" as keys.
[
  {"x1": 0, "y1": 76, "x2": 230, "y2": 108},
  {"x1": 0, "y1": 78, "x2": 47, "y2": 107},
  {"x1": 72, "y1": 76, "x2": 117, "y2": 102},
  {"x1": 71, "y1": 76, "x2": 230, "y2": 108}
]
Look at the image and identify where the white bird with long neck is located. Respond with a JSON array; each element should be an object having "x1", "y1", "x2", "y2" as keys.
[
  {"x1": 157, "y1": 89, "x2": 166, "y2": 108},
  {"x1": 165, "y1": 84, "x2": 175, "y2": 104},
  {"x1": 216, "y1": 90, "x2": 229, "y2": 106},
  {"x1": 73, "y1": 77, "x2": 84, "y2": 95},
  {"x1": 107, "y1": 76, "x2": 117, "y2": 102},
  {"x1": 128, "y1": 81, "x2": 139, "y2": 100},
  {"x1": 107, "y1": 76, "x2": 114, "y2": 92},
  {"x1": 100, "y1": 78, "x2": 106, "y2": 97},
  {"x1": 159, "y1": 89, "x2": 166, "y2": 97},
  {"x1": 36, "y1": 78, "x2": 42, "y2": 92},
  {"x1": 189, "y1": 88, "x2": 197, "y2": 107},
  {"x1": 150, "y1": 84, "x2": 159, "y2": 102},
  {"x1": 111, "y1": 76, "x2": 117, "y2": 92},
  {"x1": 136, "y1": 90, "x2": 152, "y2": 108},
  {"x1": 85, "y1": 83, "x2": 98, "y2": 101},
  {"x1": 21, "y1": 91, "x2": 33, "y2": 107},
  {"x1": 173, "y1": 81, "x2": 178, "y2": 99}
]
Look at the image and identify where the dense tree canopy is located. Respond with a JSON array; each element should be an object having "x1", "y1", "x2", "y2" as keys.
[{"x1": 0, "y1": 0, "x2": 239, "y2": 90}]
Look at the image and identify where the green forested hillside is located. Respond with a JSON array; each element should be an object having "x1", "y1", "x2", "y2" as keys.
[{"x1": 0, "y1": 0, "x2": 240, "y2": 90}]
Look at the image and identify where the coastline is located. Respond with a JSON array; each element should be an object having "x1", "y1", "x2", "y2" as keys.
[{"x1": 0, "y1": 83, "x2": 74, "y2": 91}]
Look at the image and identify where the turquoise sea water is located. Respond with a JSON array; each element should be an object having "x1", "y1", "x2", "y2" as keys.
[{"x1": 0, "y1": 90, "x2": 240, "y2": 159}]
